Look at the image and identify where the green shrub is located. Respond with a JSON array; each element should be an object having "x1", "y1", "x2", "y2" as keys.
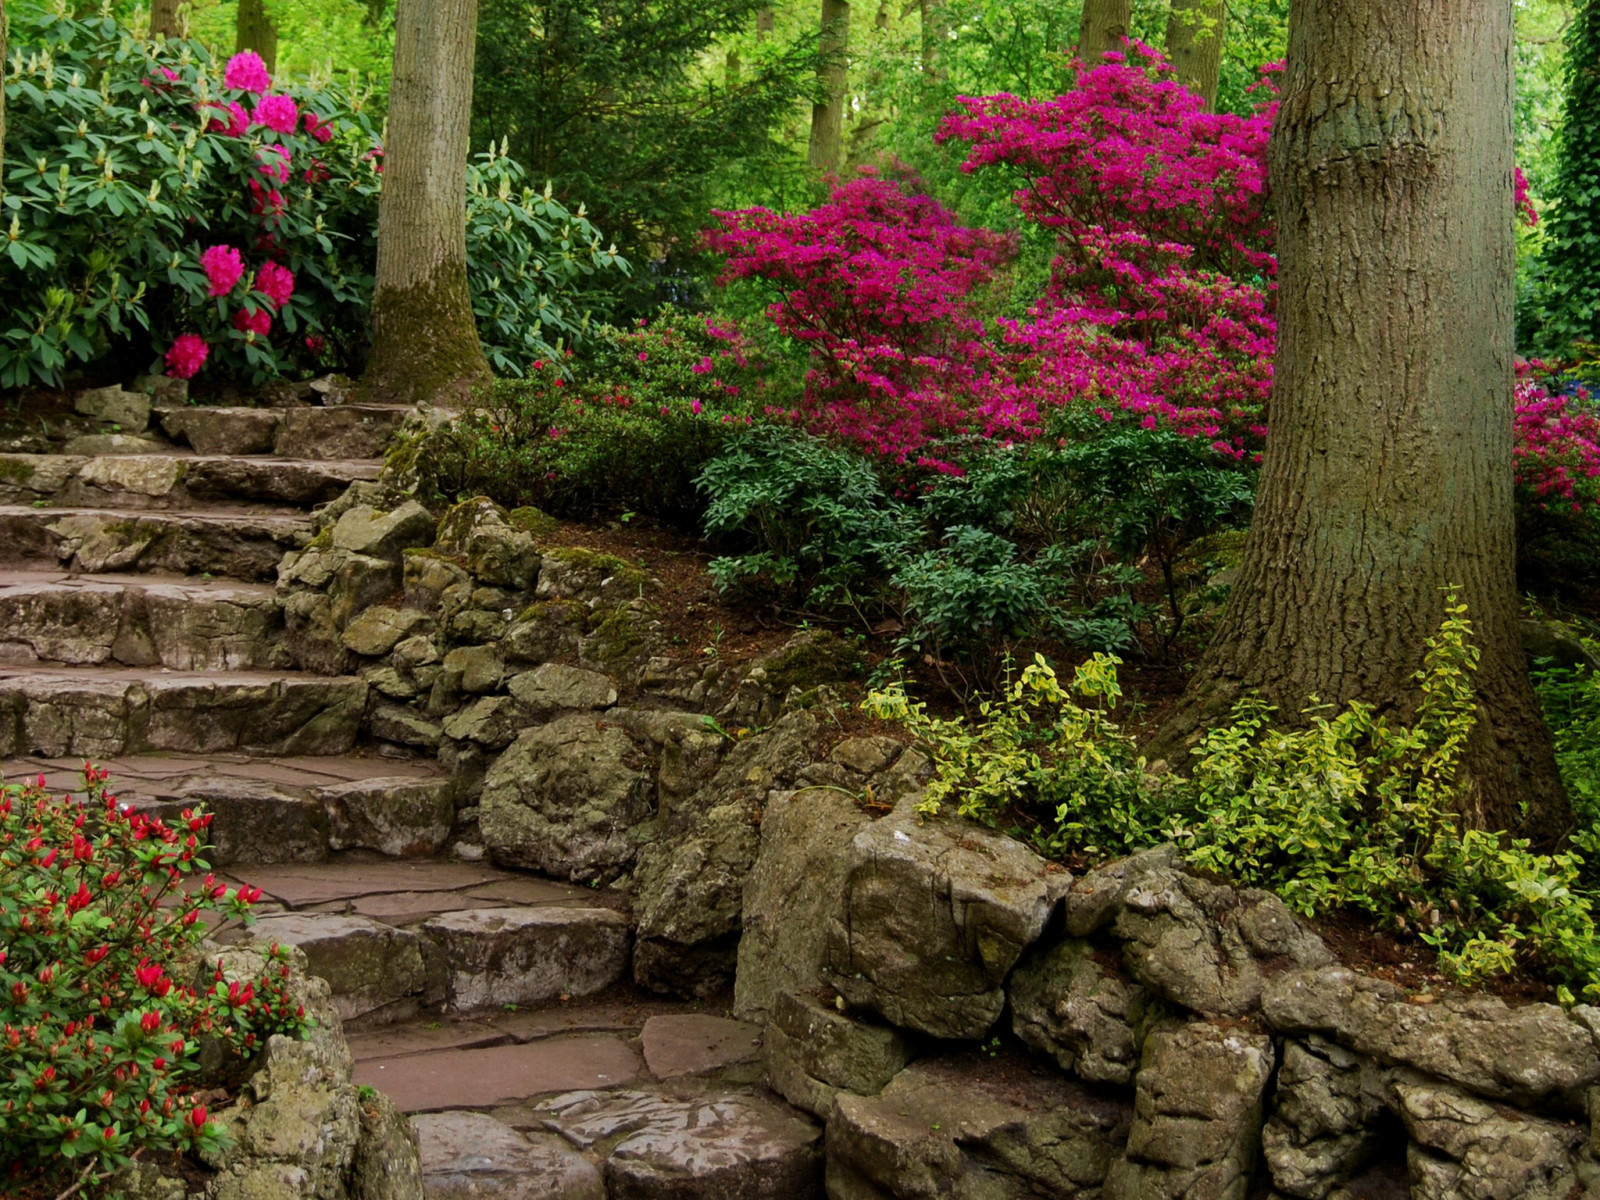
[
  {"x1": 393, "y1": 309, "x2": 762, "y2": 518},
  {"x1": 870, "y1": 596, "x2": 1600, "y2": 999},
  {"x1": 0, "y1": 766, "x2": 305, "y2": 1190}
]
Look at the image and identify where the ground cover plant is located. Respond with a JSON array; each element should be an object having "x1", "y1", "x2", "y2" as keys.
[
  {"x1": 870, "y1": 597, "x2": 1600, "y2": 1001},
  {"x1": 0, "y1": 766, "x2": 305, "y2": 1194}
]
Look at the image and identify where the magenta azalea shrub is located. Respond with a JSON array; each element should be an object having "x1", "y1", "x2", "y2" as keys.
[{"x1": 0, "y1": 766, "x2": 306, "y2": 1190}]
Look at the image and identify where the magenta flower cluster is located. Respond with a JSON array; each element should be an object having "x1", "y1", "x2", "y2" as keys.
[{"x1": 709, "y1": 41, "x2": 1578, "y2": 501}]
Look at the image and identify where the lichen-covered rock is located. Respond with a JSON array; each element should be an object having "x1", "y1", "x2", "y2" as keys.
[
  {"x1": 822, "y1": 797, "x2": 1068, "y2": 1040},
  {"x1": 432, "y1": 496, "x2": 543, "y2": 591},
  {"x1": 439, "y1": 695, "x2": 523, "y2": 749},
  {"x1": 1262, "y1": 966, "x2": 1600, "y2": 1105},
  {"x1": 502, "y1": 600, "x2": 587, "y2": 664},
  {"x1": 440, "y1": 643, "x2": 504, "y2": 694},
  {"x1": 1395, "y1": 1077, "x2": 1584, "y2": 1200},
  {"x1": 402, "y1": 549, "x2": 471, "y2": 615},
  {"x1": 1104, "y1": 1022, "x2": 1276, "y2": 1200},
  {"x1": 735, "y1": 786, "x2": 871, "y2": 1020},
  {"x1": 318, "y1": 776, "x2": 455, "y2": 857},
  {"x1": 340, "y1": 605, "x2": 429, "y2": 657},
  {"x1": 1009, "y1": 936, "x2": 1167, "y2": 1086},
  {"x1": 349, "y1": 1091, "x2": 424, "y2": 1200},
  {"x1": 414, "y1": 1111, "x2": 603, "y2": 1200},
  {"x1": 1260, "y1": 1037, "x2": 1390, "y2": 1200},
  {"x1": 1068, "y1": 848, "x2": 1333, "y2": 1016},
  {"x1": 480, "y1": 713, "x2": 655, "y2": 883},
  {"x1": 331, "y1": 502, "x2": 436, "y2": 561},
  {"x1": 509, "y1": 662, "x2": 618, "y2": 712},
  {"x1": 763, "y1": 990, "x2": 912, "y2": 1119},
  {"x1": 76, "y1": 383, "x2": 151, "y2": 430},
  {"x1": 535, "y1": 547, "x2": 650, "y2": 603},
  {"x1": 420, "y1": 906, "x2": 631, "y2": 1011},
  {"x1": 825, "y1": 1053, "x2": 1131, "y2": 1199},
  {"x1": 539, "y1": 1089, "x2": 823, "y2": 1200},
  {"x1": 245, "y1": 913, "x2": 431, "y2": 1025},
  {"x1": 630, "y1": 711, "x2": 817, "y2": 997}
]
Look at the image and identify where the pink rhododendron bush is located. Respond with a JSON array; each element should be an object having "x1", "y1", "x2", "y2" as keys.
[
  {"x1": 0, "y1": 14, "x2": 621, "y2": 388},
  {"x1": 708, "y1": 43, "x2": 1595, "y2": 531}
]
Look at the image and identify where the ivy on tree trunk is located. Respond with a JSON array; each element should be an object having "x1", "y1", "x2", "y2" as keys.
[{"x1": 1151, "y1": 0, "x2": 1572, "y2": 844}]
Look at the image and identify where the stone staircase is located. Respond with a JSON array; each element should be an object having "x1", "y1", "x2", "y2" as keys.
[{"x1": 0, "y1": 385, "x2": 814, "y2": 1199}]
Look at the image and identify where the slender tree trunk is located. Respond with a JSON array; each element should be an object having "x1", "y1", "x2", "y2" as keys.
[
  {"x1": 1077, "y1": 0, "x2": 1131, "y2": 66},
  {"x1": 757, "y1": 5, "x2": 774, "y2": 36},
  {"x1": 234, "y1": 0, "x2": 278, "y2": 71},
  {"x1": 809, "y1": 0, "x2": 849, "y2": 173},
  {"x1": 150, "y1": 0, "x2": 184, "y2": 38},
  {"x1": 1165, "y1": 0, "x2": 1224, "y2": 108},
  {"x1": 1151, "y1": 0, "x2": 1571, "y2": 842},
  {"x1": 726, "y1": 47, "x2": 741, "y2": 88},
  {"x1": 365, "y1": 0, "x2": 492, "y2": 405},
  {"x1": 919, "y1": 0, "x2": 945, "y2": 81}
]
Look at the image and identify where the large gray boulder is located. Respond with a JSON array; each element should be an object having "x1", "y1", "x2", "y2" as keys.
[
  {"x1": 414, "y1": 1111, "x2": 603, "y2": 1200},
  {"x1": 1068, "y1": 847, "x2": 1333, "y2": 1016},
  {"x1": 421, "y1": 906, "x2": 631, "y2": 1011},
  {"x1": 763, "y1": 990, "x2": 912, "y2": 1119},
  {"x1": 825, "y1": 1054, "x2": 1131, "y2": 1199},
  {"x1": 1009, "y1": 936, "x2": 1168, "y2": 1086},
  {"x1": 480, "y1": 713, "x2": 655, "y2": 883},
  {"x1": 331, "y1": 501, "x2": 436, "y2": 560},
  {"x1": 1395, "y1": 1076, "x2": 1584, "y2": 1200},
  {"x1": 432, "y1": 496, "x2": 544, "y2": 591},
  {"x1": 1260, "y1": 1037, "x2": 1390, "y2": 1200},
  {"x1": 1262, "y1": 965, "x2": 1600, "y2": 1105},
  {"x1": 1104, "y1": 1022, "x2": 1276, "y2": 1200},
  {"x1": 735, "y1": 785, "x2": 872, "y2": 1020},
  {"x1": 630, "y1": 711, "x2": 816, "y2": 997},
  {"x1": 822, "y1": 798, "x2": 1068, "y2": 1040}
]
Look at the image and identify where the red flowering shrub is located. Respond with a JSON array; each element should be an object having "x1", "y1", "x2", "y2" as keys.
[{"x1": 0, "y1": 767, "x2": 305, "y2": 1190}]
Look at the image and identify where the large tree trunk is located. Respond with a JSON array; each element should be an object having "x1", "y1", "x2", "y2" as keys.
[
  {"x1": 365, "y1": 0, "x2": 491, "y2": 405},
  {"x1": 150, "y1": 0, "x2": 184, "y2": 39},
  {"x1": 808, "y1": 0, "x2": 849, "y2": 173},
  {"x1": 1164, "y1": 0, "x2": 1224, "y2": 109},
  {"x1": 1077, "y1": 0, "x2": 1131, "y2": 66},
  {"x1": 234, "y1": 0, "x2": 278, "y2": 71},
  {"x1": 1150, "y1": 0, "x2": 1571, "y2": 842}
]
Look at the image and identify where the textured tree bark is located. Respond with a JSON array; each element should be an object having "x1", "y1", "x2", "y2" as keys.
[
  {"x1": 757, "y1": 5, "x2": 774, "y2": 36},
  {"x1": 150, "y1": 0, "x2": 185, "y2": 39},
  {"x1": 808, "y1": 0, "x2": 850, "y2": 173},
  {"x1": 365, "y1": 0, "x2": 492, "y2": 405},
  {"x1": 234, "y1": 0, "x2": 278, "y2": 71},
  {"x1": 1077, "y1": 0, "x2": 1131, "y2": 66},
  {"x1": 919, "y1": 0, "x2": 946, "y2": 81},
  {"x1": 1164, "y1": 0, "x2": 1224, "y2": 109},
  {"x1": 1151, "y1": 0, "x2": 1571, "y2": 841}
]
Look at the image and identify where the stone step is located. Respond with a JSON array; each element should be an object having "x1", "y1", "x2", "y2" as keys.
[
  {"x1": 206, "y1": 858, "x2": 636, "y2": 1024},
  {"x1": 11, "y1": 751, "x2": 453, "y2": 864},
  {"x1": 0, "y1": 504, "x2": 309, "y2": 580},
  {"x1": 0, "y1": 666, "x2": 367, "y2": 758},
  {"x1": 0, "y1": 572, "x2": 287, "y2": 670},
  {"x1": 156, "y1": 404, "x2": 410, "y2": 460},
  {"x1": 0, "y1": 452, "x2": 380, "y2": 510}
]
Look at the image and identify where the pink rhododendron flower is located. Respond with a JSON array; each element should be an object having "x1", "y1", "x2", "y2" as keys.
[
  {"x1": 223, "y1": 51, "x2": 272, "y2": 94},
  {"x1": 165, "y1": 334, "x2": 209, "y2": 379},
  {"x1": 248, "y1": 179, "x2": 285, "y2": 216},
  {"x1": 305, "y1": 335, "x2": 326, "y2": 354},
  {"x1": 252, "y1": 94, "x2": 299, "y2": 135},
  {"x1": 232, "y1": 306, "x2": 272, "y2": 336},
  {"x1": 302, "y1": 111, "x2": 335, "y2": 144},
  {"x1": 256, "y1": 261, "x2": 295, "y2": 309},
  {"x1": 199, "y1": 245, "x2": 245, "y2": 297},
  {"x1": 204, "y1": 101, "x2": 249, "y2": 138},
  {"x1": 256, "y1": 145, "x2": 291, "y2": 183}
]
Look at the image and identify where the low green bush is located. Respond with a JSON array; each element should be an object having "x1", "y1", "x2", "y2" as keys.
[
  {"x1": 869, "y1": 596, "x2": 1600, "y2": 1000},
  {"x1": 391, "y1": 309, "x2": 764, "y2": 519},
  {"x1": 0, "y1": 766, "x2": 305, "y2": 1191}
]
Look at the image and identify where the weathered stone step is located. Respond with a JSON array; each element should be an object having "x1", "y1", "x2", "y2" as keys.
[
  {"x1": 0, "y1": 504, "x2": 309, "y2": 580},
  {"x1": 0, "y1": 666, "x2": 366, "y2": 757},
  {"x1": 0, "y1": 571, "x2": 287, "y2": 670},
  {"x1": 207, "y1": 859, "x2": 639, "y2": 1024},
  {"x1": 0, "y1": 452, "x2": 380, "y2": 510},
  {"x1": 156, "y1": 404, "x2": 409, "y2": 460}
]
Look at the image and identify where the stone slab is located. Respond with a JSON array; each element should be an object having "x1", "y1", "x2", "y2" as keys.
[
  {"x1": 354, "y1": 1035, "x2": 642, "y2": 1112},
  {"x1": 640, "y1": 1014, "x2": 762, "y2": 1080}
]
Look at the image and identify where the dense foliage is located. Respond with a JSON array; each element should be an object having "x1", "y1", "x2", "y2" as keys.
[
  {"x1": 0, "y1": 767, "x2": 304, "y2": 1190},
  {"x1": 872, "y1": 600, "x2": 1600, "y2": 999},
  {"x1": 472, "y1": 0, "x2": 817, "y2": 316},
  {"x1": 0, "y1": 12, "x2": 621, "y2": 387}
]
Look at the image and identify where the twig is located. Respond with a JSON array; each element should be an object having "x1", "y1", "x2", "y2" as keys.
[{"x1": 53, "y1": 1159, "x2": 102, "y2": 1200}]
